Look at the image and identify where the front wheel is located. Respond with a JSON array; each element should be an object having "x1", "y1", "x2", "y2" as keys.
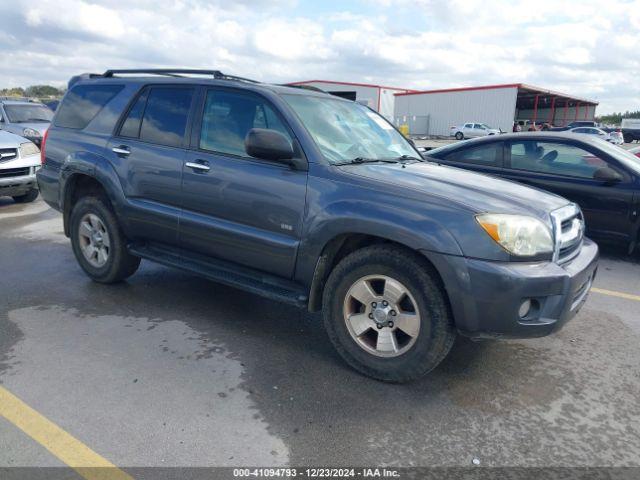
[
  {"x1": 455, "y1": 132, "x2": 464, "y2": 140},
  {"x1": 12, "y1": 188, "x2": 39, "y2": 203},
  {"x1": 322, "y1": 245, "x2": 456, "y2": 383}
]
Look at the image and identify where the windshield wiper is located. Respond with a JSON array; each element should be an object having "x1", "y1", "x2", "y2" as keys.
[
  {"x1": 25, "y1": 118, "x2": 51, "y2": 122},
  {"x1": 390, "y1": 155, "x2": 424, "y2": 163},
  {"x1": 334, "y1": 157, "x2": 401, "y2": 166}
]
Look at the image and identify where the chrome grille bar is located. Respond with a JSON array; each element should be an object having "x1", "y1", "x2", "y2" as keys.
[{"x1": 550, "y1": 204, "x2": 584, "y2": 264}]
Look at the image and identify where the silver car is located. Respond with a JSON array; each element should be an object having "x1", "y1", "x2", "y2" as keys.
[
  {"x1": 568, "y1": 126, "x2": 624, "y2": 146},
  {"x1": 0, "y1": 99, "x2": 53, "y2": 146},
  {"x1": 0, "y1": 129, "x2": 41, "y2": 203},
  {"x1": 450, "y1": 122, "x2": 500, "y2": 140}
]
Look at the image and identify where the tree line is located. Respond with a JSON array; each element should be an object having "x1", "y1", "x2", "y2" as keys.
[
  {"x1": 596, "y1": 110, "x2": 640, "y2": 125},
  {"x1": 1, "y1": 85, "x2": 65, "y2": 98}
]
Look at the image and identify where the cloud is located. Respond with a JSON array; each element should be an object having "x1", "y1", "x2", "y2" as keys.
[{"x1": 0, "y1": 0, "x2": 637, "y2": 114}]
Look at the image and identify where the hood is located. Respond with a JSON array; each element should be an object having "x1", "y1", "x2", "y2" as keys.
[
  {"x1": 4, "y1": 122, "x2": 49, "y2": 137},
  {"x1": 0, "y1": 129, "x2": 30, "y2": 147},
  {"x1": 339, "y1": 161, "x2": 569, "y2": 221}
]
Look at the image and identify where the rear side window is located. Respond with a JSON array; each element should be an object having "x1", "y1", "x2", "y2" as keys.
[
  {"x1": 138, "y1": 87, "x2": 194, "y2": 147},
  {"x1": 55, "y1": 84, "x2": 123, "y2": 129},
  {"x1": 119, "y1": 91, "x2": 147, "y2": 138},
  {"x1": 509, "y1": 140, "x2": 608, "y2": 178},
  {"x1": 444, "y1": 143, "x2": 501, "y2": 166}
]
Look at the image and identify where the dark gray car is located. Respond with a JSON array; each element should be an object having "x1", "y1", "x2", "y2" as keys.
[{"x1": 37, "y1": 69, "x2": 598, "y2": 382}]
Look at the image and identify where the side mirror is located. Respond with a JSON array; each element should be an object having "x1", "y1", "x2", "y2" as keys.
[
  {"x1": 245, "y1": 128, "x2": 295, "y2": 164},
  {"x1": 593, "y1": 167, "x2": 622, "y2": 183}
]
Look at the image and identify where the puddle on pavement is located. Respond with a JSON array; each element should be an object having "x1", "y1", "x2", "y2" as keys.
[{"x1": 2, "y1": 306, "x2": 289, "y2": 467}]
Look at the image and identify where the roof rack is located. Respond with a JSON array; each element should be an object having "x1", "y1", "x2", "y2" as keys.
[
  {"x1": 283, "y1": 84, "x2": 328, "y2": 93},
  {"x1": 102, "y1": 69, "x2": 260, "y2": 84}
]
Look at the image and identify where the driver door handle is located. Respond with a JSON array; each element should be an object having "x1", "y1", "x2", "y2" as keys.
[
  {"x1": 186, "y1": 161, "x2": 210, "y2": 172},
  {"x1": 112, "y1": 146, "x2": 130, "y2": 156}
]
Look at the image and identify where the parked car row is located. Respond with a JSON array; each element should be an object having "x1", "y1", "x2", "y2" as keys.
[{"x1": 451, "y1": 118, "x2": 628, "y2": 147}]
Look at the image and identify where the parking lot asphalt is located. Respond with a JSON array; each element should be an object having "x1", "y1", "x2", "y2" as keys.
[{"x1": 1, "y1": 197, "x2": 639, "y2": 471}]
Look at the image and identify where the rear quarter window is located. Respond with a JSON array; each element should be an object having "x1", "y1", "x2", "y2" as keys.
[{"x1": 55, "y1": 84, "x2": 123, "y2": 129}]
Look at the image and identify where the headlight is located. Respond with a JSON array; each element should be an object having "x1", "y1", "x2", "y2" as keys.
[
  {"x1": 19, "y1": 142, "x2": 40, "y2": 157},
  {"x1": 476, "y1": 213, "x2": 553, "y2": 257},
  {"x1": 23, "y1": 128, "x2": 41, "y2": 138}
]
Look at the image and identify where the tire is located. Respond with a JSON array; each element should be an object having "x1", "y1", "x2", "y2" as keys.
[
  {"x1": 623, "y1": 133, "x2": 632, "y2": 143},
  {"x1": 455, "y1": 132, "x2": 464, "y2": 140},
  {"x1": 69, "y1": 196, "x2": 140, "y2": 283},
  {"x1": 322, "y1": 245, "x2": 456, "y2": 383},
  {"x1": 12, "y1": 188, "x2": 39, "y2": 203}
]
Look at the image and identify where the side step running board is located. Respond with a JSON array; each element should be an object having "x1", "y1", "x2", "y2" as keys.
[{"x1": 129, "y1": 243, "x2": 308, "y2": 308}]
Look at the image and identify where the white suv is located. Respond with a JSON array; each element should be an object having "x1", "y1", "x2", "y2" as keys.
[{"x1": 0, "y1": 130, "x2": 41, "y2": 203}]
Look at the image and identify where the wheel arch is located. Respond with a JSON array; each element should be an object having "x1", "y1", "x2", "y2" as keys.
[
  {"x1": 60, "y1": 152, "x2": 127, "y2": 237},
  {"x1": 307, "y1": 233, "x2": 450, "y2": 312}
]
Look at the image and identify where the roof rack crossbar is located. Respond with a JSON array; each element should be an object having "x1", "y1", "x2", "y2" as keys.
[{"x1": 102, "y1": 69, "x2": 260, "y2": 83}]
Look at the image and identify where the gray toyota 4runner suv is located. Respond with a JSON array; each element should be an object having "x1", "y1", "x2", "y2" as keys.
[{"x1": 37, "y1": 69, "x2": 598, "y2": 382}]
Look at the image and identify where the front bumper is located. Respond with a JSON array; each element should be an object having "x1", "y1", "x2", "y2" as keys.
[
  {"x1": 423, "y1": 238, "x2": 599, "y2": 339},
  {"x1": 0, "y1": 172, "x2": 38, "y2": 197}
]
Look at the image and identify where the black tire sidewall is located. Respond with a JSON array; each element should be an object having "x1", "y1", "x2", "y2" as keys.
[
  {"x1": 323, "y1": 247, "x2": 454, "y2": 382},
  {"x1": 455, "y1": 132, "x2": 463, "y2": 140}
]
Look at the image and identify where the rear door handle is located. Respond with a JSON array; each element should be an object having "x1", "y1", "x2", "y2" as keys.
[
  {"x1": 185, "y1": 161, "x2": 210, "y2": 172},
  {"x1": 112, "y1": 146, "x2": 130, "y2": 156}
]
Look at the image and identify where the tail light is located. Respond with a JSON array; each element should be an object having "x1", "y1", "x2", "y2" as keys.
[{"x1": 40, "y1": 129, "x2": 49, "y2": 165}]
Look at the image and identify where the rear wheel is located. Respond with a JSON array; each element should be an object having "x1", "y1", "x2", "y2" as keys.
[
  {"x1": 455, "y1": 131, "x2": 464, "y2": 140},
  {"x1": 12, "y1": 188, "x2": 39, "y2": 203},
  {"x1": 322, "y1": 245, "x2": 456, "y2": 383},
  {"x1": 70, "y1": 196, "x2": 140, "y2": 283}
]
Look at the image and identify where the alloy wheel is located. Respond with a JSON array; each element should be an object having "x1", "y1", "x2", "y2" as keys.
[{"x1": 343, "y1": 275, "x2": 421, "y2": 357}]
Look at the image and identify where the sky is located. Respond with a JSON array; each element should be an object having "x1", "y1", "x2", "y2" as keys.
[{"x1": 0, "y1": 0, "x2": 638, "y2": 114}]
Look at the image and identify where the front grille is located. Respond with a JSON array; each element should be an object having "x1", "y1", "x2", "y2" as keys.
[
  {"x1": 0, "y1": 167, "x2": 30, "y2": 178},
  {"x1": 551, "y1": 204, "x2": 584, "y2": 264},
  {"x1": 0, "y1": 148, "x2": 18, "y2": 163}
]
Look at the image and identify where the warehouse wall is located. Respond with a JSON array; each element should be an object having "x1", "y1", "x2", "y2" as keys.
[
  {"x1": 378, "y1": 88, "x2": 400, "y2": 119},
  {"x1": 394, "y1": 87, "x2": 519, "y2": 136},
  {"x1": 288, "y1": 82, "x2": 408, "y2": 120},
  {"x1": 292, "y1": 82, "x2": 379, "y2": 110}
]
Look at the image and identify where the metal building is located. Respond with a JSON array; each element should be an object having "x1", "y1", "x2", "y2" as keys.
[
  {"x1": 286, "y1": 80, "x2": 416, "y2": 119},
  {"x1": 393, "y1": 84, "x2": 598, "y2": 136}
]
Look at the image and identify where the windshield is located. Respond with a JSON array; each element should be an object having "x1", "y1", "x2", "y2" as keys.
[
  {"x1": 590, "y1": 137, "x2": 640, "y2": 172},
  {"x1": 4, "y1": 104, "x2": 54, "y2": 123},
  {"x1": 282, "y1": 94, "x2": 417, "y2": 164}
]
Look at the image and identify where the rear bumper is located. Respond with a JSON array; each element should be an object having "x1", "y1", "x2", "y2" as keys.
[
  {"x1": 422, "y1": 238, "x2": 599, "y2": 339},
  {"x1": 36, "y1": 167, "x2": 61, "y2": 211},
  {"x1": 0, "y1": 172, "x2": 38, "y2": 197}
]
